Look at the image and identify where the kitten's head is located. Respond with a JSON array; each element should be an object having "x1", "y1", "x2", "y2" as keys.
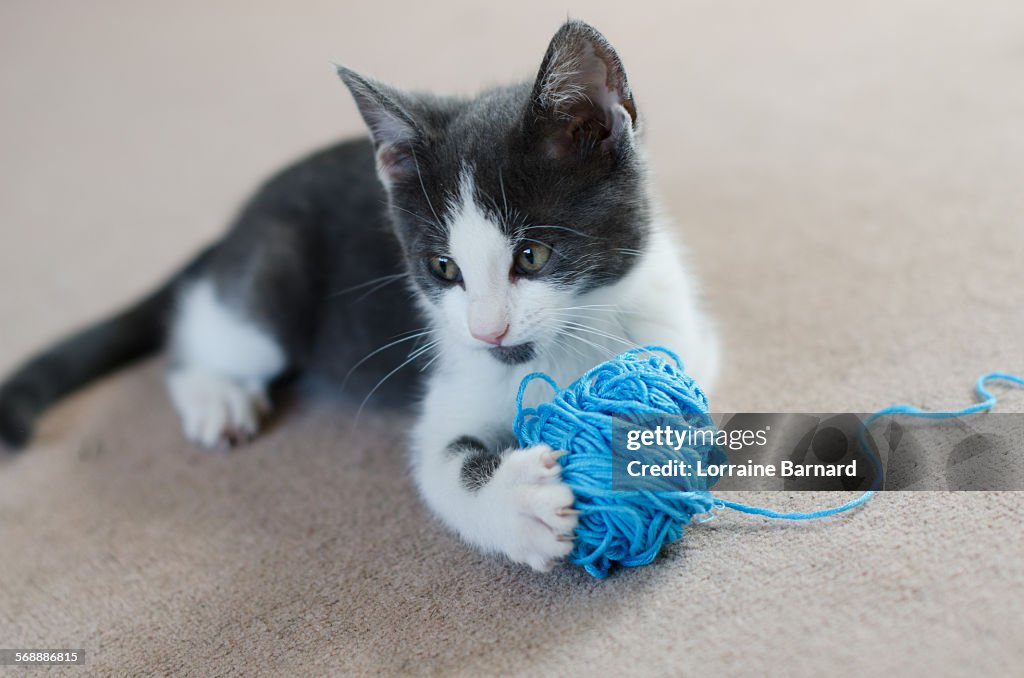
[{"x1": 338, "y1": 20, "x2": 649, "y2": 365}]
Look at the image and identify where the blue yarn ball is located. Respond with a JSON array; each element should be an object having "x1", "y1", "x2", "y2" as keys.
[{"x1": 513, "y1": 346, "x2": 724, "y2": 578}]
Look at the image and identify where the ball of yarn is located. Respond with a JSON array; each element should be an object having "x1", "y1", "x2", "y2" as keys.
[{"x1": 513, "y1": 346, "x2": 724, "y2": 578}]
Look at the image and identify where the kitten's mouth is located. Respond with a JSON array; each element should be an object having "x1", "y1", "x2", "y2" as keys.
[{"x1": 488, "y1": 343, "x2": 536, "y2": 365}]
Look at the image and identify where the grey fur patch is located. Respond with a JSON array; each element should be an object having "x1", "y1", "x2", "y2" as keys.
[
  {"x1": 449, "y1": 436, "x2": 504, "y2": 492},
  {"x1": 460, "y1": 451, "x2": 504, "y2": 492},
  {"x1": 447, "y1": 435, "x2": 488, "y2": 457}
]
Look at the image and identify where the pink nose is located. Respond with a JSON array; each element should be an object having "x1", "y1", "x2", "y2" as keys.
[{"x1": 471, "y1": 324, "x2": 509, "y2": 346}]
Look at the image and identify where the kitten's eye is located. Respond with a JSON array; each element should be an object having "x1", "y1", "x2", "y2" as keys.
[
  {"x1": 428, "y1": 255, "x2": 462, "y2": 283},
  {"x1": 515, "y1": 243, "x2": 552, "y2": 275}
]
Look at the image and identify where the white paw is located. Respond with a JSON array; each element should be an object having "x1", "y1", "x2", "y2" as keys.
[
  {"x1": 485, "y1": 444, "x2": 579, "y2": 572},
  {"x1": 166, "y1": 368, "x2": 270, "y2": 449}
]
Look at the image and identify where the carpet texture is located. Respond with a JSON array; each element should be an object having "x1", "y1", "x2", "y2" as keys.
[{"x1": 1, "y1": 1, "x2": 1022, "y2": 675}]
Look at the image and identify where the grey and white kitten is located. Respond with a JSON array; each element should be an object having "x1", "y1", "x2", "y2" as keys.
[{"x1": 0, "y1": 21, "x2": 718, "y2": 571}]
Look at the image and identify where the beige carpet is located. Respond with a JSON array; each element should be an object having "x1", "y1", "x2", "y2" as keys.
[{"x1": 2, "y1": 1, "x2": 1023, "y2": 675}]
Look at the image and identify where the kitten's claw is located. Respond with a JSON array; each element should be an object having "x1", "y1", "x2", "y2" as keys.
[
  {"x1": 541, "y1": 448, "x2": 570, "y2": 468},
  {"x1": 485, "y1": 444, "x2": 579, "y2": 571}
]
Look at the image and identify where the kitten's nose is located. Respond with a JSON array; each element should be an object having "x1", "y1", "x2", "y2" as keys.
[{"x1": 470, "y1": 323, "x2": 509, "y2": 346}]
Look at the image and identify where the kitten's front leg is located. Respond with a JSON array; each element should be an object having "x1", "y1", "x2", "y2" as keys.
[{"x1": 410, "y1": 393, "x2": 578, "y2": 571}]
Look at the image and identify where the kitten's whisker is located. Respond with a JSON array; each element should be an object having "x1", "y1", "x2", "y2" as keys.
[
  {"x1": 407, "y1": 339, "x2": 440, "y2": 361},
  {"x1": 552, "y1": 328, "x2": 618, "y2": 359},
  {"x1": 520, "y1": 224, "x2": 594, "y2": 239},
  {"x1": 411, "y1": 146, "x2": 444, "y2": 232},
  {"x1": 549, "y1": 337, "x2": 575, "y2": 367},
  {"x1": 548, "y1": 333, "x2": 581, "y2": 364},
  {"x1": 419, "y1": 351, "x2": 442, "y2": 373},
  {"x1": 355, "y1": 275, "x2": 409, "y2": 302},
  {"x1": 555, "y1": 303, "x2": 618, "y2": 309},
  {"x1": 388, "y1": 202, "x2": 442, "y2": 229},
  {"x1": 542, "y1": 318, "x2": 600, "y2": 362},
  {"x1": 559, "y1": 320, "x2": 637, "y2": 349},
  {"x1": 550, "y1": 311, "x2": 631, "y2": 320},
  {"x1": 355, "y1": 346, "x2": 435, "y2": 424},
  {"x1": 512, "y1": 208, "x2": 528, "y2": 230},
  {"x1": 550, "y1": 333, "x2": 588, "y2": 362},
  {"x1": 342, "y1": 329, "x2": 435, "y2": 390},
  {"x1": 554, "y1": 315, "x2": 637, "y2": 351},
  {"x1": 327, "y1": 273, "x2": 408, "y2": 298},
  {"x1": 519, "y1": 236, "x2": 556, "y2": 250},
  {"x1": 567, "y1": 333, "x2": 617, "y2": 358},
  {"x1": 498, "y1": 168, "x2": 510, "y2": 223},
  {"x1": 551, "y1": 305, "x2": 639, "y2": 316},
  {"x1": 551, "y1": 306, "x2": 619, "y2": 315}
]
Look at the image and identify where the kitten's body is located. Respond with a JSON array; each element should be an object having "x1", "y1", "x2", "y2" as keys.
[
  {"x1": 0, "y1": 21, "x2": 718, "y2": 571},
  {"x1": 171, "y1": 139, "x2": 423, "y2": 408}
]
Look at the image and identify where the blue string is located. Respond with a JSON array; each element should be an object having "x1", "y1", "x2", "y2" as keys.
[
  {"x1": 715, "y1": 489, "x2": 877, "y2": 520},
  {"x1": 514, "y1": 347, "x2": 1024, "y2": 577},
  {"x1": 866, "y1": 372, "x2": 1024, "y2": 422}
]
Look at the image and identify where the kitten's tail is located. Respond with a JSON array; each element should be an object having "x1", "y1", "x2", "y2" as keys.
[{"x1": 0, "y1": 247, "x2": 214, "y2": 450}]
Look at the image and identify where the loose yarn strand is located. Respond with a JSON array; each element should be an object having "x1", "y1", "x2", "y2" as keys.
[
  {"x1": 715, "y1": 490, "x2": 877, "y2": 520},
  {"x1": 720, "y1": 372, "x2": 1024, "y2": 519}
]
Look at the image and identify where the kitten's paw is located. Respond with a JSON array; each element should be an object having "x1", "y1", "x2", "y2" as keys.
[
  {"x1": 166, "y1": 368, "x2": 270, "y2": 449},
  {"x1": 488, "y1": 444, "x2": 578, "y2": 572}
]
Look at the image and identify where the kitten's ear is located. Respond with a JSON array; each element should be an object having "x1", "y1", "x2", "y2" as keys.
[
  {"x1": 529, "y1": 20, "x2": 638, "y2": 159},
  {"x1": 336, "y1": 66, "x2": 419, "y2": 185}
]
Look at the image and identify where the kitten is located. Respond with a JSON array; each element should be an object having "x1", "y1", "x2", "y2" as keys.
[{"x1": 0, "y1": 20, "x2": 718, "y2": 571}]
